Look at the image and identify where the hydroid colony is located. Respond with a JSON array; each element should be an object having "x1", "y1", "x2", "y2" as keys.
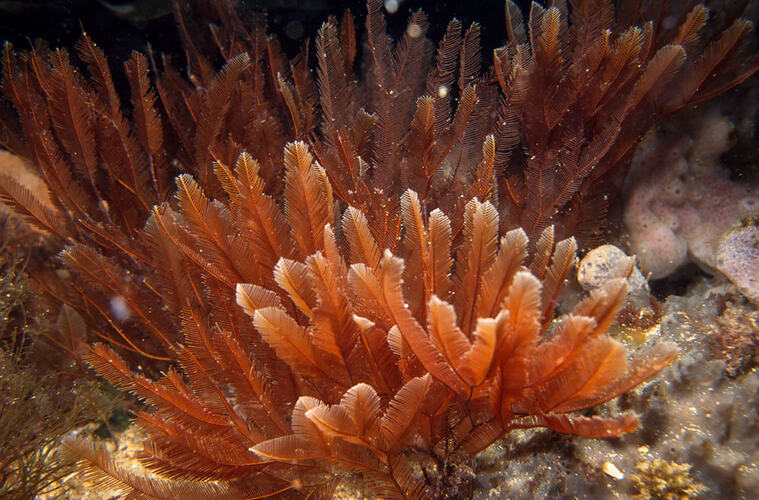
[{"x1": 0, "y1": 0, "x2": 756, "y2": 497}]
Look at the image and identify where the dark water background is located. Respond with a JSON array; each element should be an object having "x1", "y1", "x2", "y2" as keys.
[{"x1": 0, "y1": 0, "x2": 531, "y2": 62}]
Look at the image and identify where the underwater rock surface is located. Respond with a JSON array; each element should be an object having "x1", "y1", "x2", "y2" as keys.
[{"x1": 473, "y1": 283, "x2": 759, "y2": 499}]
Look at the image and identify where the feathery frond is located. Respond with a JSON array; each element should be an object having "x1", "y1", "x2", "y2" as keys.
[{"x1": 4, "y1": 0, "x2": 753, "y2": 496}]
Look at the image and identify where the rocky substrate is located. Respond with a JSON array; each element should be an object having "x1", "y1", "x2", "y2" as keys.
[{"x1": 474, "y1": 280, "x2": 759, "y2": 499}]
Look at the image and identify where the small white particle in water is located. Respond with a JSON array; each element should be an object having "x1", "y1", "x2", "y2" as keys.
[
  {"x1": 407, "y1": 22, "x2": 422, "y2": 38},
  {"x1": 110, "y1": 295, "x2": 132, "y2": 322},
  {"x1": 602, "y1": 461, "x2": 624, "y2": 480},
  {"x1": 384, "y1": 0, "x2": 399, "y2": 14},
  {"x1": 438, "y1": 85, "x2": 449, "y2": 98}
]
